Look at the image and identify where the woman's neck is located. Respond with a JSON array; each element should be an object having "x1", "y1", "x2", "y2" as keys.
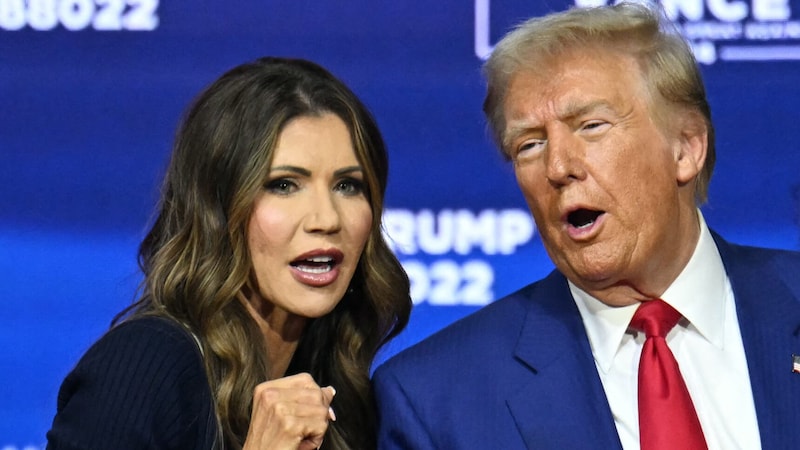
[{"x1": 240, "y1": 290, "x2": 308, "y2": 379}]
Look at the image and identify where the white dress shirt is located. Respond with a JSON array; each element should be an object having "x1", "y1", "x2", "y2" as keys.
[{"x1": 571, "y1": 213, "x2": 762, "y2": 449}]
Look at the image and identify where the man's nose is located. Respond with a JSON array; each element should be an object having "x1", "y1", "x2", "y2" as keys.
[{"x1": 544, "y1": 128, "x2": 586, "y2": 186}]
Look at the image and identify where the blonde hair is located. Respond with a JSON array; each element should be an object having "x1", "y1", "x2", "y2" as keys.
[{"x1": 483, "y1": 2, "x2": 715, "y2": 203}]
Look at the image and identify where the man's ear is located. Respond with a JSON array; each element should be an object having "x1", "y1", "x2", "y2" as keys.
[{"x1": 675, "y1": 111, "x2": 708, "y2": 185}]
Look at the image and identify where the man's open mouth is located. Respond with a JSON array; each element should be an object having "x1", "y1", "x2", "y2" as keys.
[{"x1": 567, "y1": 209, "x2": 605, "y2": 229}]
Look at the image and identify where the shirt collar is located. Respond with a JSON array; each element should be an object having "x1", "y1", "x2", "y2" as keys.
[{"x1": 571, "y1": 211, "x2": 728, "y2": 373}]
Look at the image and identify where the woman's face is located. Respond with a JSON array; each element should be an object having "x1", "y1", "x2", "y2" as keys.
[{"x1": 247, "y1": 113, "x2": 372, "y2": 320}]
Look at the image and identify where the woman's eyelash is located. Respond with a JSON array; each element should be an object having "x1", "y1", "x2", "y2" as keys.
[
  {"x1": 336, "y1": 178, "x2": 366, "y2": 195},
  {"x1": 265, "y1": 178, "x2": 298, "y2": 193}
]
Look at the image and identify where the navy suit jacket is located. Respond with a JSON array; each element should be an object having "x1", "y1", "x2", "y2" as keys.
[{"x1": 373, "y1": 235, "x2": 800, "y2": 449}]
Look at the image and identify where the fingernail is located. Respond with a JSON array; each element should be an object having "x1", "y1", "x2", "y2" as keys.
[
  {"x1": 328, "y1": 406, "x2": 337, "y2": 422},
  {"x1": 327, "y1": 385, "x2": 337, "y2": 396}
]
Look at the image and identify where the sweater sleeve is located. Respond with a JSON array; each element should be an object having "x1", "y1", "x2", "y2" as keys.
[{"x1": 46, "y1": 316, "x2": 218, "y2": 450}]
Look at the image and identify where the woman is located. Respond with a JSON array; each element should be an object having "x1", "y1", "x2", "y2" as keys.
[{"x1": 46, "y1": 57, "x2": 412, "y2": 449}]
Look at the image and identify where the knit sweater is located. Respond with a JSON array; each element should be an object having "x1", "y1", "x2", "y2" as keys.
[{"x1": 46, "y1": 316, "x2": 219, "y2": 449}]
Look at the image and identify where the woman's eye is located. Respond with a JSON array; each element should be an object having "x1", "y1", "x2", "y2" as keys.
[
  {"x1": 265, "y1": 178, "x2": 298, "y2": 195},
  {"x1": 335, "y1": 178, "x2": 366, "y2": 196}
]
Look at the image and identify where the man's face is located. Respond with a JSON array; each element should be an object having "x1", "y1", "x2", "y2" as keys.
[{"x1": 502, "y1": 48, "x2": 704, "y2": 305}]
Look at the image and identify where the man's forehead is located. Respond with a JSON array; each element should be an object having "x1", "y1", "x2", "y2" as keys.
[{"x1": 502, "y1": 55, "x2": 647, "y2": 122}]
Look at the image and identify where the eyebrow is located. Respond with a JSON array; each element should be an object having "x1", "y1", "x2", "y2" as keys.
[
  {"x1": 334, "y1": 166, "x2": 364, "y2": 177},
  {"x1": 561, "y1": 99, "x2": 617, "y2": 121},
  {"x1": 503, "y1": 99, "x2": 617, "y2": 148},
  {"x1": 269, "y1": 165, "x2": 363, "y2": 177}
]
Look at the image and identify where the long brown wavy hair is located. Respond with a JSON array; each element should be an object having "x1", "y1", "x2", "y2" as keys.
[{"x1": 116, "y1": 57, "x2": 412, "y2": 449}]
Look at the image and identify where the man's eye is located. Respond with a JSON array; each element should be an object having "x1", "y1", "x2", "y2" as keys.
[
  {"x1": 515, "y1": 140, "x2": 545, "y2": 158},
  {"x1": 335, "y1": 178, "x2": 365, "y2": 196},
  {"x1": 265, "y1": 178, "x2": 298, "y2": 194},
  {"x1": 520, "y1": 141, "x2": 543, "y2": 150},
  {"x1": 582, "y1": 121, "x2": 610, "y2": 133}
]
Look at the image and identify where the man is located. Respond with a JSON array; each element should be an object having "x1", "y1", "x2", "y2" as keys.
[{"x1": 373, "y1": 3, "x2": 800, "y2": 449}]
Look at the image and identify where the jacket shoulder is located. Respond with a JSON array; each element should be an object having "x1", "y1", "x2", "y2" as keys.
[
  {"x1": 376, "y1": 271, "x2": 564, "y2": 377},
  {"x1": 47, "y1": 316, "x2": 217, "y2": 449}
]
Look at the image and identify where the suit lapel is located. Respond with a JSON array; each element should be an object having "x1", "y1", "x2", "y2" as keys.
[
  {"x1": 506, "y1": 271, "x2": 623, "y2": 449},
  {"x1": 503, "y1": 234, "x2": 800, "y2": 449},
  {"x1": 715, "y1": 235, "x2": 800, "y2": 449}
]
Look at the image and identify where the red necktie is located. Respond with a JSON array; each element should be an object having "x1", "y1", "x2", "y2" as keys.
[{"x1": 630, "y1": 299, "x2": 707, "y2": 450}]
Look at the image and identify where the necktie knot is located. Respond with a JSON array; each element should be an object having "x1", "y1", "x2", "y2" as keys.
[{"x1": 630, "y1": 299, "x2": 682, "y2": 338}]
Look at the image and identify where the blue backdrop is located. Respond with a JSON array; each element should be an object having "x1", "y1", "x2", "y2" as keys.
[{"x1": 2, "y1": 0, "x2": 799, "y2": 447}]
